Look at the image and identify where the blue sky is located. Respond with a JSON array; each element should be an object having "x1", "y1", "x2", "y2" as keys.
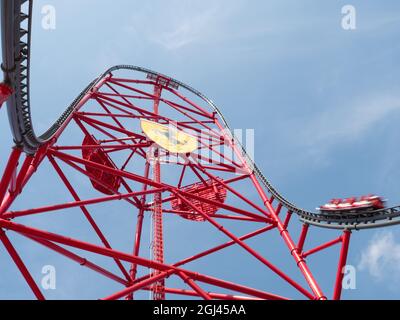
[{"x1": 1, "y1": 0, "x2": 400, "y2": 299}]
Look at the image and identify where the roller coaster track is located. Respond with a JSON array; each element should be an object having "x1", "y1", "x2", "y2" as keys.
[{"x1": 2, "y1": 0, "x2": 400, "y2": 231}]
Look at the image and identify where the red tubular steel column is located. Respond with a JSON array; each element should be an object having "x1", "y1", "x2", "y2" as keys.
[
  {"x1": 51, "y1": 75, "x2": 111, "y2": 142},
  {"x1": 47, "y1": 155, "x2": 131, "y2": 281},
  {"x1": 215, "y1": 120, "x2": 325, "y2": 300},
  {"x1": 0, "y1": 147, "x2": 22, "y2": 204},
  {"x1": 252, "y1": 173, "x2": 325, "y2": 299},
  {"x1": 173, "y1": 191, "x2": 314, "y2": 299},
  {"x1": 178, "y1": 271, "x2": 212, "y2": 300},
  {"x1": 297, "y1": 224, "x2": 309, "y2": 254},
  {"x1": 151, "y1": 84, "x2": 165, "y2": 300},
  {"x1": 0, "y1": 229, "x2": 45, "y2": 300},
  {"x1": 1, "y1": 150, "x2": 46, "y2": 216},
  {"x1": 0, "y1": 82, "x2": 13, "y2": 108},
  {"x1": 127, "y1": 161, "x2": 150, "y2": 300},
  {"x1": 12, "y1": 154, "x2": 33, "y2": 197},
  {"x1": 24, "y1": 234, "x2": 129, "y2": 286},
  {"x1": 0, "y1": 218, "x2": 286, "y2": 300},
  {"x1": 148, "y1": 287, "x2": 259, "y2": 300},
  {"x1": 174, "y1": 225, "x2": 276, "y2": 268},
  {"x1": 302, "y1": 236, "x2": 342, "y2": 258},
  {"x1": 104, "y1": 270, "x2": 175, "y2": 300},
  {"x1": 333, "y1": 230, "x2": 351, "y2": 300}
]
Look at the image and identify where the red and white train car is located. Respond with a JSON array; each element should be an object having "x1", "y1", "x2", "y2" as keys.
[{"x1": 318, "y1": 195, "x2": 386, "y2": 214}]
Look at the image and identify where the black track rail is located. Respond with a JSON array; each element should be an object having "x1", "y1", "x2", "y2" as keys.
[{"x1": 2, "y1": 0, "x2": 399, "y2": 230}]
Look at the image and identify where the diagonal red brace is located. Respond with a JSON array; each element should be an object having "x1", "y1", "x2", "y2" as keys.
[{"x1": 0, "y1": 82, "x2": 13, "y2": 108}]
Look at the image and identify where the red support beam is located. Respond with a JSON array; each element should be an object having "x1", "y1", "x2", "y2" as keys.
[
  {"x1": 50, "y1": 75, "x2": 111, "y2": 143},
  {"x1": 187, "y1": 156, "x2": 271, "y2": 217},
  {"x1": 130, "y1": 225, "x2": 277, "y2": 287},
  {"x1": 173, "y1": 225, "x2": 276, "y2": 268},
  {"x1": 215, "y1": 119, "x2": 326, "y2": 300},
  {"x1": 283, "y1": 211, "x2": 292, "y2": 229},
  {"x1": 0, "y1": 218, "x2": 287, "y2": 300},
  {"x1": 0, "y1": 149, "x2": 46, "y2": 216},
  {"x1": 0, "y1": 229, "x2": 45, "y2": 300},
  {"x1": 2, "y1": 187, "x2": 164, "y2": 219},
  {"x1": 51, "y1": 155, "x2": 139, "y2": 208},
  {"x1": 163, "y1": 86, "x2": 215, "y2": 119},
  {"x1": 150, "y1": 83, "x2": 166, "y2": 300},
  {"x1": 302, "y1": 236, "x2": 343, "y2": 258},
  {"x1": 75, "y1": 113, "x2": 146, "y2": 140},
  {"x1": 50, "y1": 148, "x2": 273, "y2": 224},
  {"x1": 145, "y1": 287, "x2": 261, "y2": 300},
  {"x1": 172, "y1": 191, "x2": 314, "y2": 299},
  {"x1": 297, "y1": 224, "x2": 309, "y2": 254},
  {"x1": 23, "y1": 234, "x2": 129, "y2": 286},
  {"x1": 127, "y1": 161, "x2": 150, "y2": 300},
  {"x1": 162, "y1": 209, "x2": 265, "y2": 222},
  {"x1": 178, "y1": 271, "x2": 212, "y2": 300},
  {"x1": 0, "y1": 72, "x2": 354, "y2": 301},
  {"x1": 0, "y1": 82, "x2": 13, "y2": 108},
  {"x1": 333, "y1": 230, "x2": 351, "y2": 300},
  {"x1": 53, "y1": 143, "x2": 151, "y2": 151},
  {"x1": 48, "y1": 157, "x2": 133, "y2": 282},
  {"x1": 0, "y1": 147, "x2": 22, "y2": 204},
  {"x1": 104, "y1": 270, "x2": 174, "y2": 300}
]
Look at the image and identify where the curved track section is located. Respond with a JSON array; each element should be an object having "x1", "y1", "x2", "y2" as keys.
[{"x1": 2, "y1": 0, "x2": 399, "y2": 231}]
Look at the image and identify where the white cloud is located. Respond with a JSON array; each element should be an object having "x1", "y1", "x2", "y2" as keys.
[
  {"x1": 358, "y1": 231, "x2": 400, "y2": 282},
  {"x1": 121, "y1": 2, "x2": 224, "y2": 52},
  {"x1": 150, "y1": 8, "x2": 219, "y2": 51},
  {"x1": 269, "y1": 92, "x2": 400, "y2": 171},
  {"x1": 285, "y1": 92, "x2": 400, "y2": 168},
  {"x1": 362, "y1": 13, "x2": 400, "y2": 32},
  {"x1": 306, "y1": 94, "x2": 400, "y2": 150},
  {"x1": 122, "y1": 1, "x2": 272, "y2": 53}
]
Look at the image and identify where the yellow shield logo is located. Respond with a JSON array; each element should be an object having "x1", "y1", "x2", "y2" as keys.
[{"x1": 141, "y1": 120, "x2": 198, "y2": 154}]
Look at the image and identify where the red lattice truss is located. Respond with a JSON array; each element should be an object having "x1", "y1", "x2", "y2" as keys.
[{"x1": 0, "y1": 71, "x2": 352, "y2": 300}]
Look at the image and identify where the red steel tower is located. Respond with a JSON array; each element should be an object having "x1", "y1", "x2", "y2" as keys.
[
  {"x1": 151, "y1": 84, "x2": 165, "y2": 300},
  {"x1": 0, "y1": 66, "x2": 352, "y2": 300}
]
